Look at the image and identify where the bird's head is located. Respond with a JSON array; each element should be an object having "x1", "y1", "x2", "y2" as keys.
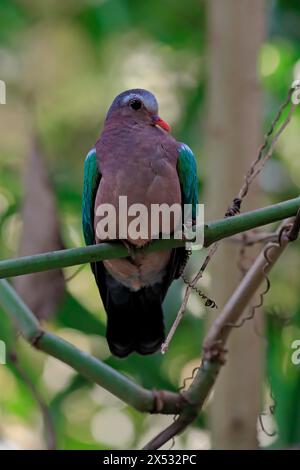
[{"x1": 105, "y1": 89, "x2": 171, "y2": 132}]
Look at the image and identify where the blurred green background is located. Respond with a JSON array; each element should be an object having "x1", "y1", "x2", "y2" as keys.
[{"x1": 0, "y1": 0, "x2": 300, "y2": 450}]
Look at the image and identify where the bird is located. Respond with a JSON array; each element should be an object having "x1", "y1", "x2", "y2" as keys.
[{"x1": 82, "y1": 89, "x2": 198, "y2": 358}]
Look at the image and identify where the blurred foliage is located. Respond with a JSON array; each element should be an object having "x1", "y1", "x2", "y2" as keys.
[
  {"x1": 266, "y1": 306, "x2": 300, "y2": 447},
  {"x1": 0, "y1": 0, "x2": 299, "y2": 450}
]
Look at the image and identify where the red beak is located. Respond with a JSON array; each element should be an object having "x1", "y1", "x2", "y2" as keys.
[{"x1": 152, "y1": 115, "x2": 171, "y2": 132}]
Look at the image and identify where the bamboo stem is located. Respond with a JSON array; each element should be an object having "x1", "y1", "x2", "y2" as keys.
[
  {"x1": 0, "y1": 279, "x2": 183, "y2": 414},
  {"x1": 0, "y1": 197, "x2": 299, "y2": 279}
]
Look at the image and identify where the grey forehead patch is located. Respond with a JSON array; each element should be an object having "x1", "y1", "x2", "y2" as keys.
[
  {"x1": 121, "y1": 92, "x2": 145, "y2": 105},
  {"x1": 107, "y1": 88, "x2": 158, "y2": 117}
]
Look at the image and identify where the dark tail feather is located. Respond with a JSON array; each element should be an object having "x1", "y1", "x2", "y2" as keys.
[
  {"x1": 105, "y1": 297, "x2": 136, "y2": 358},
  {"x1": 92, "y1": 262, "x2": 136, "y2": 358},
  {"x1": 92, "y1": 261, "x2": 165, "y2": 357},
  {"x1": 106, "y1": 286, "x2": 165, "y2": 357},
  {"x1": 134, "y1": 287, "x2": 165, "y2": 355},
  {"x1": 132, "y1": 246, "x2": 187, "y2": 354}
]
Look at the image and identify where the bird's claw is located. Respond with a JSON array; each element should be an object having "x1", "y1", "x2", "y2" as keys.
[{"x1": 122, "y1": 240, "x2": 136, "y2": 260}]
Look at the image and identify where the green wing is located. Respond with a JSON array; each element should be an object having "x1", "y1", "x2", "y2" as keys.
[
  {"x1": 82, "y1": 144, "x2": 197, "y2": 245},
  {"x1": 177, "y1": 143, "x2": 199, "y2": 219},
  {"x1": 82, "y1": 148, "x2": 101, "y2": 246}
]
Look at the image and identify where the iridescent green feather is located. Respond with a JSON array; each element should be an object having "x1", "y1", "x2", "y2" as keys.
[
  {"x1": 82, "y1": 148, "x2": 101, "y2": 246},
  {"x1": 82, "y1": 144, "x2": 198, "y2": 246},
  {"x1": 177, "y1": 143, "x2": 199, "y2": 219}
]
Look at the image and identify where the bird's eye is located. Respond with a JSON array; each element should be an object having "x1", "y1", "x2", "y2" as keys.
[{"x1": 130, "y1": 99, "x2": 142, "y2": 110}]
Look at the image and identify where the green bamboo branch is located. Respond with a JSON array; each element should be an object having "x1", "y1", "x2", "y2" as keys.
[
  {"x1": 143, "y1": 219, "x2": 299, "y2": 450},
  {"x1": 0, "y1": 277, "x2": 221, "y2": 436},
  {"x1": 0, "y1": 209, "x2": 298, "y2": 449},
  {"x1": 0, "y1": 197, "x2": 299, "y2": 279},
  {"x1": 0, "y1": 279, "x2": 184, "y2": 414},
  {"x1": 0, "y1": 278, "x2": 222, "y2": 419}
]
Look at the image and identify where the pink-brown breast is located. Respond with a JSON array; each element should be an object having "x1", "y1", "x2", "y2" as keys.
[{"x1": 94, "y1": 118, "x2": 181, "y2": 290}]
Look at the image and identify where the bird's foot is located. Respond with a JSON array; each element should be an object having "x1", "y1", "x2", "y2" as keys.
[
  {"x1": 182, "y1": 219, "x2": 196, "y2": 242},
  {"x1": 122, "y1": 240, "x2": 136, "y2": 261}
]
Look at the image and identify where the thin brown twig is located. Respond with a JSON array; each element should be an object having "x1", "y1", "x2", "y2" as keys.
[
  {"x1": 237, "y1": 90, "x2": 294, "y2": 201},
  {"x1": 203, "y1": 220, "x2": 296, "y2": 351},
  {"x1": 237, "y1": 232, "x2": 249, "y2": 276},
  {"x1": 233, "y1": 192, "x2": 298, "y2": 440},
  {"x1": 223, "y1": 225, "x2": 288, "y2": 331},
  {"x1": 229, "y1": 231, "x2": 278, "y2": 245},
  {"x1": 181, "y1": 275, "x2": 217, "y2": 308},
  {"x1": 253, "y1": 305, "x2": 293, "y2": 438},
  {"x1": 143, "y1": 415, "x2": 195, "y2": 450},
  {"x1": 248, "y1": 213, "x2": 300, "y2": 341},
  {"x1": 143, "y1": 360, "x2": 221, "y2": 450},
  {"x1": 145, "y1": 215, "x2": 299, "y2": 449},
  {"x1": 162, "y1": 87, "x2": 297, "y2": 353},
  {"x1": 259, "y1": 413, "x2": 277, "y2": 438},
  {"x1": 143, "y1": 86, "x2": 300, "y2": 448},
  {"x1": 161, "y1": 244, "x2": 218, "y2": 353},
  {"x1": 232, "y1": 222, "x2": 275, "y2": 434},
  {"x1": 65, "y1": 264, "x2": 85, "y2": 282},
  {"x1": 259, "y1": 378, "x2": 278, "y2": 438},
  {"x1": 287, "y1": 207, "x2": 300, "y2": 241},
  {"x1": 240, "y1": 102, "x2": 295, "y2": 189}
]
